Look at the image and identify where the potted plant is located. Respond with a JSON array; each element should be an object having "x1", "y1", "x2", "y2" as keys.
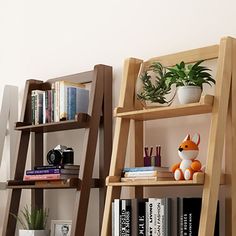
[
  {"x1": 137, "y1": 62, "x2": 175, "y2": 106},
  {"x1": 12, "y1": 205, "x2": 49, "y2": 236},
  {"x1": 166, "y1": 60, "x2": 215, "y2": 104}
]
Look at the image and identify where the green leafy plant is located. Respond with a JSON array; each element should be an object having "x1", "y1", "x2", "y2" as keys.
[
  {"x1": 166, "y1": 60, "x2": 215, "y2": 88},
  {"x1": 11, "y1": 205, "x2": 49, "y2": 230},
  {"x1": 137, "y1": 62, "x2": 175, "y2": 104}
]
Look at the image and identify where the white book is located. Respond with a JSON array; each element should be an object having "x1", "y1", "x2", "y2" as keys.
[
  {"x1": 114, "y1": 199, "x2": 120, "y2": 236},
  {"x1": 148, "y1": 199, "x2": 154, "y2": 236},
  {"x1": 112, "y1": 202, "x2": 114, "y2": 236},
  {"x1": 150, "y1": 198, "x2": 161, "y2": 236}
]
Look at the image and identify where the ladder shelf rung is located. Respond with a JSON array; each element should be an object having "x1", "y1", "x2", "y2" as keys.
[{"x1": 114, "y1": 95, "x2": 214, "y2": 121}]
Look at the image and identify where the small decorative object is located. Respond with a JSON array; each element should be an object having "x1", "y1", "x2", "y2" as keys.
[
  {"x1": 167, "y1": 60, "x2": 215, "y2": 104},
  {"x1": 12, "y1": 205, "x2": 49, "y2": 236},
  {"x1": 47, "y1": 145, "x2": 74, "y2": 165},
  {"x1": 51, "y1": 220, "x2": 72, "y2": 236},
  {"x1": 144, "y1": 145, "x2": 162, "y2": 167},
  {"x1": 137, "y1": 62, "x2": 175, "y2": 107},
  {"x1": 171, "y1": 133, "x2": 202, "y2": 180}
]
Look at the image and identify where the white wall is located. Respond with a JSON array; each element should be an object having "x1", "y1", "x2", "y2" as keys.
[{"x1": 0, "y1": 0, "x2": 235, "y2": 235}]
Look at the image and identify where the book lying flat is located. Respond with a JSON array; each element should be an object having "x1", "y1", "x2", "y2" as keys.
[
  {"x1": 123, "y1": 166, "x2": 170, "y2": 172},
  {"x1": 124, "y1": 171, "x2": 173, "y2": 178},
  {"x1": 121, "y1": 176, "x2": 174, "y2": 182},
  {"x1": 26, "y1": 168, "x2": 79, "y2": 175},
  {"x1": 23, "y1": 174, "x2": 79, "y2": 181}
]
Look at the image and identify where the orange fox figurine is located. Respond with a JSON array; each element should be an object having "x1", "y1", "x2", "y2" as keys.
[{"x1": 171, "y1": 133, "x2": 202, "y2": 180}]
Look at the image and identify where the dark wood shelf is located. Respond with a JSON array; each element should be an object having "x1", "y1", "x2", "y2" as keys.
[
  {"x1": 15, "y1": 113, "x2": 90, "y2": 133},
  {"x1": 7, "y1": 178, "x2": 103, "y2": 189}
]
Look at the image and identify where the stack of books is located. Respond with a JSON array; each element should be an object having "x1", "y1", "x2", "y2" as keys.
[
  {"x1": 31, "y1": 80, "x2": 89, "y2": 125},
  {"x1": 112, "y1": 198, "x2": 219, "y2": 236},
  {"x1": 121, "y1": 166, "x2": 173, "y2": 182},
  {"x1": 23, "y1": 164, "x2": 80, "y2": 181}
]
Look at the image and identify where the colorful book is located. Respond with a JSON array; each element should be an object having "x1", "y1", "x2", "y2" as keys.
[
  {"x1": 123, "y1": 166, "x2": 169, "y2": 172},
  {"x1": 23, "y1": 173, "x2": 79, "y2": 181},
  {"x1": 26, "y1": 168, "x2": 79, "y2": 175},
  {"x1": 59, "y1": 81, "x2": 85, "y2": 120},
  {"x1": 121, "y1": 176, "x2": 174, "y2": 182},
  {"x1": 67, "y1": 87, "x2": 77, "y2": 120},
  {"x1": 124, "y1": 171, "x2": 173, "y2": 178}
]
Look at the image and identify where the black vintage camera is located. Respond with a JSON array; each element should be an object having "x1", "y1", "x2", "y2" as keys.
[{"x1": 47, "y1": 145, "x2": 74, "y2": 165}]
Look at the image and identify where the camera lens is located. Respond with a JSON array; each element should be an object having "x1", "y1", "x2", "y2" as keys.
[
  {"x1": 47, "y1": 150, "x2": 62, "y2": 165},
  {"x1": 62, "y1": 148, "x2": 74, "y2": 165}
]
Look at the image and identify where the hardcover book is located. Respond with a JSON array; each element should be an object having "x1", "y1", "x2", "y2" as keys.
[
  {"x1": 177, "y1": 198, "x2": 219, "y2": 236},
  {"x1": 123, "y1": 166, "x2": 169, "y2": 173}
]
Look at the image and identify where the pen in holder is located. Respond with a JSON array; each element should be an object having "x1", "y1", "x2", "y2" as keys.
[
  {"x1": 155, "y1": 145, "x2": 161, "y2": 167},
  {"x1": 144, "y1": 146, "x2": 151, "y2": 166}
]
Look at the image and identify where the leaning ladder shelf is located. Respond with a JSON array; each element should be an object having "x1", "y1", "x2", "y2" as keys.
[
  {"x1": 3, "y1": 64, "x2": 112, "y2": 236},
  {"x1": 101, "y1": 37, "x2": 236, "y2": 236}
]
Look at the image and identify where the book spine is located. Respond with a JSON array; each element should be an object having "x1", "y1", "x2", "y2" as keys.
[
  {"x1": 38, "y1": 92, "x2": 44, "y2": 124},
  {"x1": 54, "y1": 81, "x2": 60, "y2": 122},
  {"x1": 177, "y1": 198, "x2": 183, "y2": 236},
  {"x1": 167, "y1": 198, "x2": 171, "y2": 236},
  {"x1": 126, "y1": 200, "x2": 132, "y2": 236},
  {"x1": 123, "y1": 167, "x2": 168, "y2": 172},
  {"x1": 67, "y1": 87, "x2": 76, "y2": 120},
  {"x1": 43, "y1": 91, "x2": 46, "y2": 124},
  {"x1": 23, "y1": 174, "x2": 61, "y2": 180},
  {"x1": 51, "y1": 88, "x2": 55, "y2": 122},
  {"x1": 44, "y1": 90, "x2": 51, "y2": 123},
  {"x1": 160, "y1": 198, "x2": 165, "y2": 236},
  {"x1": 137, "y1": 199, "x2": 146, "y2": 236},
  {"x1": 152, "y1": 198, "x2": 162, "y2": 236},
  {"x1": 124, "y1": 171, "x2": 158, "y2": 177},
  {"x1": 34, "y1": 91, "x2": 39, "y2": 125},
  {"x1": 31, "y1": 91, "x2": 35, "y2": 125},
  {"x1": 120, "y1": 200, "x2": 126, "y2": 236},
  {"x1": 76, "y1": 87, "x2": 89, "y2": 114},
  {"x1": 112, "y1": 202, "x2": 115, "y2": 236},
  {"x1": 59, "y1": 81, "x2": 67, "y2": 120},
  {"x1": 26, "y1": 169, "x2": 61, "y2": 175},
  {"x1": 34, "y1": 165, "x2": 62, "y2": 170},
  {"x1": 114, "y1": 199, "x2": 120, "y2": 236}
]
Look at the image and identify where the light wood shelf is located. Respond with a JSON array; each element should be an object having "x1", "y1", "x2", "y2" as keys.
[
  {"x1": 114, "y1": 95, "x2": 213, "y2": 121},
  {"x1": 106, "y1": 172, "x2": 225, "y2": 187},
  {"x1": 101, "y1": 37, "x2": 236, "y2": 236}
]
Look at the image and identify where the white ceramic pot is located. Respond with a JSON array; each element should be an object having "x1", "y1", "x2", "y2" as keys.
[
  {"x1": 19, "y1": 230, "x2": 49, "y2": 236},
  {"x1": 177, "y1": 86, "x2": 202, "y2": 104}
]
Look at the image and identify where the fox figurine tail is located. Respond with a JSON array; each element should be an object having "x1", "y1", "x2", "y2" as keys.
[{"x1": 171, "y1": 133, "x2": 202, "y2": 180}]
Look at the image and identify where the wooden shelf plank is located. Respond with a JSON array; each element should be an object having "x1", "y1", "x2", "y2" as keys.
[
  {"x1": 15, "y1": 113, "x2": 90, "y2": 133},
  {"x1": 107, "y1": 172, "x2": 204, "y2": 186},
  {"x1": 106, "y1": 172, "x2": 225, "y2": 187},
  {"x1": 115, "y1": 95, "x2": 214, "y2": 121},
  {"x1": 7, "y1": 178, "x2": 103, "y2": 189}
]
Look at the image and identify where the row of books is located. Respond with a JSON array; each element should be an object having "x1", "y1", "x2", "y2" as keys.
[
  {"x1": 121, "y1": 166, "x2": 174, "y2": 182},
  {"x1": 112, "y1": 198, "x2": 219, "y2": 236},
  {"x1": 31, "y1": 81, "x2": 89, "y2": 125},
  {"x1": 23, "y1": 164, "x2": 80, "y2": 181}
]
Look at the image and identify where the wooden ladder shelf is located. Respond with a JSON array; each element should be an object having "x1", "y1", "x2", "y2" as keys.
[
  {"x1": 3, "y1": 64, "x2": 112, "y2": 236},
  {"x1": 101, "y1": 37, "x2": 236, "y2": 236}
]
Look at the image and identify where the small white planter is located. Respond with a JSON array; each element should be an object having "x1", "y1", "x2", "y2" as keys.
[
  {"x1": 177, "y1": 86, "x2": 202, "y2": 104},
  {"x1": 19, "y1": 230, "x2": 49, "y2": 236}
]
